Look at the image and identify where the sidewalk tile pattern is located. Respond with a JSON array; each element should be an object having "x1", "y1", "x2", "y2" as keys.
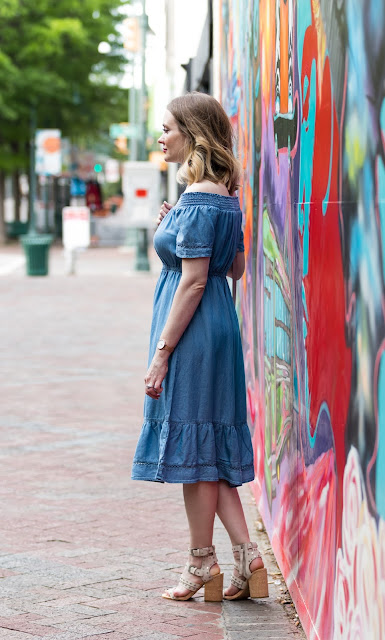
[{"x1": 1, "y1": 258, "x2": 304, "y2": 639}]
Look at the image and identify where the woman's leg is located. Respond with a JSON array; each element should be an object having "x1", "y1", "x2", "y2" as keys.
[
  {"x1": 216, "y1": 480, "x2": 263, "y2": 596},
  {"x1": 183, "y1": 481, "x2": 218, "y2": 546},
  {"x1": 170, "y1": 481, "x2": 220, "y2": 598}
]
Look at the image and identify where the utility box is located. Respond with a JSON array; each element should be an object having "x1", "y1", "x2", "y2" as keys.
[{"x1": 122, "y1": 162, "x2": 161, "y2": 228}]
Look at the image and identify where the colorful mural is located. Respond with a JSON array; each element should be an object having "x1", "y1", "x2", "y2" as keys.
[{"x1": 218, "y1": 0, "x2": 385, "y2": 638}]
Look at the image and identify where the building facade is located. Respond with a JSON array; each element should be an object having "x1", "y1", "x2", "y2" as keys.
[{"x1": 216, "y1": 1, "x2": 385, "y2": 638}]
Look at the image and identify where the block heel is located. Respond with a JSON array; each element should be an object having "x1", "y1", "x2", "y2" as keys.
[
  {"x1": 204, "y1": 572, "x2": 223, "y2": 601},
  {"x1": 224, "y1": 541, "x2": 269, "y2": 601},
  {"x1": 163, "y1": 545, "x2": 222, "y2": 602},
  {"x1": 249, "y1": 567, "x2": 269, "y2": 598}
]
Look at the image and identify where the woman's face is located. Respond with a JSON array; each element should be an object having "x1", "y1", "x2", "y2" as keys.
[{"x1": 158, "y1": 110, "x2": 186, "y2": 163}]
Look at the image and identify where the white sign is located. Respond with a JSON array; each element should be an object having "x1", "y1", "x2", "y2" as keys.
[
  {"x1": 62, "y1": 207, "x2": 90, "y2": 249},
  {"x1": 36, "y1": 129, "x2": 62, "y2": 175},
  {"x1": 105, "y1": 158, "x2": 120, "y2": 183},
  {"x1": 122, "y1": 162, "x2": 161, "y2": 228}
]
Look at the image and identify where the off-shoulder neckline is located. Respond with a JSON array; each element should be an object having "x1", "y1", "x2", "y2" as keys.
[
  {"x1": 178, "y1": 191, "x2": 240, "y2": 211},
  {"x1": 182, "y1": 190, "x2": 237, "y2": 199}
]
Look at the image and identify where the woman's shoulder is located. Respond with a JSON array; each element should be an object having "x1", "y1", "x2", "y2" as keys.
[{"x1": 184, "y1": 180, "x2": 231, "y2": 196}]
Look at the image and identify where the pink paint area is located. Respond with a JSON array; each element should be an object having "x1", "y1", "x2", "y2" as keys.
[{"x1": 271, "y1": 448, "x2": 337, "y2": 639}]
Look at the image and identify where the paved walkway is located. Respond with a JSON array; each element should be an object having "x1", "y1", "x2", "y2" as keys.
[{"x1": 0, "y1": 245, "x2": 304, "y2": 640}]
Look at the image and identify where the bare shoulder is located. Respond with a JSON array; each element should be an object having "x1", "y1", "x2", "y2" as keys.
[{"x1": 185, "y1": 180, "x2": 230, "y2": 196}]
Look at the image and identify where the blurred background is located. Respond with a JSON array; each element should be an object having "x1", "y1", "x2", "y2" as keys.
[{"x1": 0, "y1": 0, "x2": 212, "y2": 273}]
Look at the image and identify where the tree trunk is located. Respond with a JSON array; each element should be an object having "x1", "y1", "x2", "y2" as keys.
[{"x1": 0, "y1": 170, "x2": 6, "y2": 245}]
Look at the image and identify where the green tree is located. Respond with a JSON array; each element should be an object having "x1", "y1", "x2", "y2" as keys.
[{"x1": 0, "y1": 0, "x2": 130, "y2": 242}]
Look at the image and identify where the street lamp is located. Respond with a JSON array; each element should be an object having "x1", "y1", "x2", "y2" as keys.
[{"x1": 20, "y1": 106, "x2": 53, "y2": 276}]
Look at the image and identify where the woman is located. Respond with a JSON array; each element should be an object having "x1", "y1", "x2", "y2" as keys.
[{"x1": 131, "y1": 92, "x2": 268, "y2": 602}]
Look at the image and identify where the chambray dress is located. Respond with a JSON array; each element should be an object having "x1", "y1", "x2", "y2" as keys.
[{"x1": 131, "y1": 191, "x2": 254, "y2": 487}]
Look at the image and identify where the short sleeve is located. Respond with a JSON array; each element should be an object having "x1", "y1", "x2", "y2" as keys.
[
  {"x1": 237, "y1": 227, "x2": 244, "y2": 252},
  {"x1": 176, "y1": 206, "x2": 215, "y2": 258}
]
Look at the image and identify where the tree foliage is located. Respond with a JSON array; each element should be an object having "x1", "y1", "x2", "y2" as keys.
[{"x1": 0, "y1": 0, "x2": 130, "y2": 170}]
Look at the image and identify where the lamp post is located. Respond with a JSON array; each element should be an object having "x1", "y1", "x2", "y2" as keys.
[
  {"x1": 125, "y1": 0, "x2": 151, "y2": 271},
  {"x1": 28, "y1": 106, "x2": 38, "y2": 234},
  {"x1": 20, "y1": 106, "x2": 53, "y2": 276}
]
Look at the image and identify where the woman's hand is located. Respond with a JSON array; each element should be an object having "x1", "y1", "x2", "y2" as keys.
[
  {"x1": 144, "y1": 352, "x2": 169, "y2": 399},
  {"x1": 156, "y1": 201, "x2": 173, "y2": 225}
]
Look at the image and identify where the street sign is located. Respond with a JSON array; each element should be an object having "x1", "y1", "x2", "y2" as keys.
[
  {"x1": 109, "y1": 123, "x2": 140, "y2": 140},
  {"x1": 36, "y1": 129, "x2": 62, "y2": 175},
  {"x1": 122, "y1": 161, "x2": 161, "y2": 228},
  {"x1": 62, "y1": 207, "x2": 90, "y2": 250}
]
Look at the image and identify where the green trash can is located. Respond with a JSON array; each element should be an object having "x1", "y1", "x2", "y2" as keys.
[{"x1": 21, "y1": 233, "x2": 53, "y2": 276}]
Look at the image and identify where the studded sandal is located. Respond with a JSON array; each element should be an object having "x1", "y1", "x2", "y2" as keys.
[
  {"x1": 162, "y1": 545, "x2": 223, "y2": 601},
  {"x1": 224, "y1": 541, "x2": 269, "y2": 600}
]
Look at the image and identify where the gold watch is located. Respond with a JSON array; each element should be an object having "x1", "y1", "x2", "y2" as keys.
[{"x1": 157, "y1": 338, "x2": 174, "y2": 353}]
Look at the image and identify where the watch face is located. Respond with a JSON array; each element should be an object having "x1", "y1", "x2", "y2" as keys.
[{"x1": 158, "y1": 339, "x2": 166, "y2": 349}]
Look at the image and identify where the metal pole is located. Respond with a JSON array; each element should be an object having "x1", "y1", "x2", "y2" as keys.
[
  {"x1": 133, "y1": 0, "x2": 150, "y2": 271},
  {"x1": 129, "y1": 60, "x2": 137, "y2": 162},
  {"x1": 139, "y1": 0, "x2": 147, "y2": 161},
  {"x1": 44, "y1": 176, "x2": 49, "y2": 233},
  {"x1": 29, "y1": 106, "x2": 37, "y2": 235}
]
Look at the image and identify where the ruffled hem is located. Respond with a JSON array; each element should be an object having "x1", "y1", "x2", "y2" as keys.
[{"x1": 131, "y1": 419, "x2": 255, "y2": 488}]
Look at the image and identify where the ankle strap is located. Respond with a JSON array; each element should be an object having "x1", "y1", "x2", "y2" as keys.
[
  {"x1": 232, "y1": 541, "x2": 258, "y2": 553},
  {"x1": 189, "y1": 545, "x2": 215, "y2": 557}
]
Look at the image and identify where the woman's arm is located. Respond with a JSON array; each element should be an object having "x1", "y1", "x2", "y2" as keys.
[
  {"x1": 227, "y1": 250, "x2": 245, "y2": 281},
  {"x1": 144, "y1": 256, "x2": 210, "y2": 399}
]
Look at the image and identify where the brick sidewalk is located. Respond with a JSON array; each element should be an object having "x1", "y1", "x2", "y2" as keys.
[{"x1": 0, "y1": 246, "x2": 304, "y2": 640}]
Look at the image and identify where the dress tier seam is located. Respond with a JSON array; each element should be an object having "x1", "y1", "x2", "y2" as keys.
[
  {"x1": 143, "y1": 418, "x2": 247, "y2": 427},
  {"x1": 133, "y1": 460, "x2": 253, "y2": 471}
]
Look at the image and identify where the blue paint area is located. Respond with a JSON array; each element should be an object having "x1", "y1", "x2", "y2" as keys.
[
  {"x1": 296, "y1": 0, "x2": 312, "y2": 74},
  {"x1": 253, "y1": 0, "x2": 259, "y2": 58},
  {"x1": 349, "y1": 219, "x2": 361, "y2": 282},
  {"x1": 357, "y1": 160, "x2": 382, "y2": 301},
  {"x1": 303, "y1": 402, "x2": 335, "y2": 464},
  {"x1": 299, "y1": 59, "x2": 316, "y2": 278},
  {"x1": 368, "y1": 0, "x2": 384, "y2": 53},
  {"x1": 377, "y1": 352, "x2": 385, "y2": 518}
]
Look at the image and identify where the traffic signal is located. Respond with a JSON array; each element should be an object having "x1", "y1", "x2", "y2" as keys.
[
  {"x1": 115, "y1": 136, "x2": 128, "y2": 155},
  {"x1": 124, "y1": 17, "x2": 140, "y2": 53}
]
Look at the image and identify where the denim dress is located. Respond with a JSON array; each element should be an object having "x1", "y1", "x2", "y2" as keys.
[{"x1": 131, "y1": 191, "x2": 254, "y2": 487}]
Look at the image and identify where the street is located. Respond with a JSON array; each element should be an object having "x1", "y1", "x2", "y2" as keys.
[{"x1": 0, "y1": 246, "x2": 303, "y2": 640}]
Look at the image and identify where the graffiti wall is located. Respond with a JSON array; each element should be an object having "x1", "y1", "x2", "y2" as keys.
[{"x1": 217, "y1": 1, "x2": 385, "y2": 638}]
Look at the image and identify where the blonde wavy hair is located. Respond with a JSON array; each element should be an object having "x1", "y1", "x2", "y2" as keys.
[{"x1": 167, "y1": 92, "x2": 241, "y2": 195}]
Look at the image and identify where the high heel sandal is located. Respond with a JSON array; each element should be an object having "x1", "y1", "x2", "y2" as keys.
[
  {"x1": 162, "y1": 545, "x2": 223, "y2": 602},
  {"x1": 224, "y1": 541, "x2": 269, "y2": 600}
]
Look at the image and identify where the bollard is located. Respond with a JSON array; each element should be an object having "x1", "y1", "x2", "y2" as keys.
[
  {"x1": 134, "y1": 228, "x2": 150, "y2": 271},
  {"x1": 64, "y1": 248, "x2": 77, "y2": 275}
]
